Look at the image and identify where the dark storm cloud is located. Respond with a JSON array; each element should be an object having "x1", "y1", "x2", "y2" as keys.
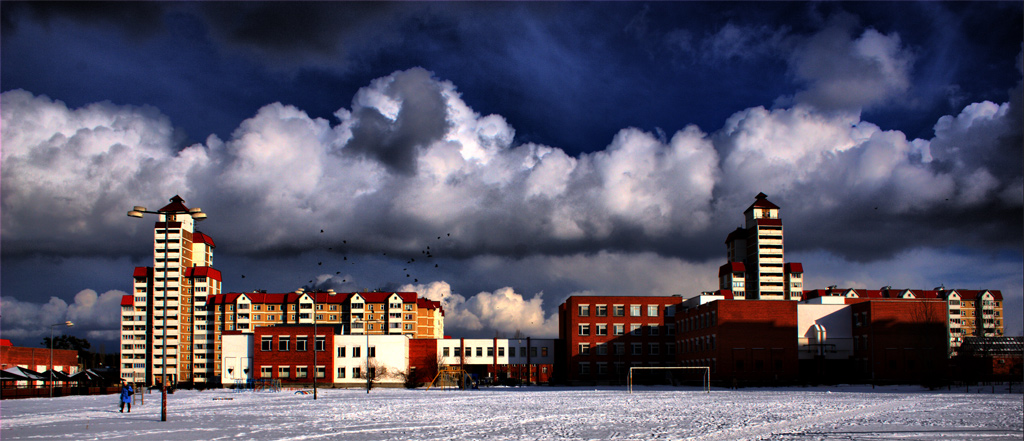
[
  {"x1": 0, "y1": 1, "x2": 167, "y2": 38},
  {"x1": 196, "y1": 2, "x2": 408, "y2": 69},
  {"x1": 344, "y1": 68, "x2": 451, "y2": 175},
  {"x1": 1, "y1": 2, "x2": 1021, "y2": 346}
]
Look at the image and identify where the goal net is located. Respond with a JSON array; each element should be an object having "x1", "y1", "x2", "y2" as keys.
[{"x1": 628, "y1": 366, "x2": 710, "y2": 393}]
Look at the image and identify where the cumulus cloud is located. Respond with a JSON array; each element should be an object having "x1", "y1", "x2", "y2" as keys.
[
  {"x1": 403, "y1": 281, "x2": 559, "y2": 338},
  {"x1": 789, "y1": 22, "x2": 913, "y2": 112},
  {"x1": 2, "y1": 64, "x2": 1019, "y2": 265},
  {"x1": 0, "y1": 289, "x2": 124, "y2": 344}
]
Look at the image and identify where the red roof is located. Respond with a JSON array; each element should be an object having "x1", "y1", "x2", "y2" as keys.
[
  {"x1": 133, "y1": 267, "x2": 152, "y2": 278},
  {"x1": 185, "y1": 266, "x2": 222, "y2": 282},
  {"x1": 755, "y1": 218, "x2": 782, "y2": 226},
  {"x1": 159, "y1": 195, "x2": 189, "y2": 213},
  {"x1": 784, "y1": 262, "x2": 803, "y2": 273},
  {"x1": 417, "y1": 298, "x2": 445, "y2": 316},
  {"x1": 121, "y1": 295, "x2": 134, "y2": 306},
  {"x1": 193, "y1": 231, "x2": 215, "y2": 248},
  {"x1": 209, "y1": 291, "x2": 420, "y2": 305},
  {"x1": 745, "y1": 192, "x2": 780, "y2": 211},
  {"x1": 0, "y1": 339, "x2": 12, "y2": 347},
  {"x1": 719, "y1": 262, "x2": 745, "y2": 276}
]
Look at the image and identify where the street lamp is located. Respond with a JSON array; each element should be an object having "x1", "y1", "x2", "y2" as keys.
[
  {"x1": 312, "y1": 293, "x2": 318, "y2": 400},
  {"x1": 128, "y1": 198, "x2": 206, "y2": 422},
  {"x1": 49, "y1": 321, "x2": 73, "y2": 398}
]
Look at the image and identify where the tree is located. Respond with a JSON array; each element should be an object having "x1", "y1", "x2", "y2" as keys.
[{"x1": 42, "y1": 335, "x2": 91, "y2": 351}]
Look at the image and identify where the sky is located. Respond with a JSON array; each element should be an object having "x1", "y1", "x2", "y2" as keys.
[{"x1": 1, "y1": 2, "x2": 1022, "y2": 351}]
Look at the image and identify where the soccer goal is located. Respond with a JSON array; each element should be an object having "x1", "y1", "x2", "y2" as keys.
[{"x1": 627, "y1": 366, "x2": 710, "y2": 394}]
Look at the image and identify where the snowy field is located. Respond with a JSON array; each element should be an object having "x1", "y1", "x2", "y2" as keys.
[{"x1": 2, "y1": 385, "x2": 1021, "y2": 440}]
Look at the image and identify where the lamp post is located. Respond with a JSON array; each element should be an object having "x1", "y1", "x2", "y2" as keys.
[
  {"x1": 312, "y1": 293, "x2": 317, "y2": 400},
  {"x1": 128, "y1": 199, "x2": 206, "y2": 422},
  {"x1": 49, "y1": 321, "x2": 73, "y2": 398}
]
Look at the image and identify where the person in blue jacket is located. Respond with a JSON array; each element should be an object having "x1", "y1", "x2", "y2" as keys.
[{"x1": 119, "y1": 381, "x2": 134, "y2": 413}]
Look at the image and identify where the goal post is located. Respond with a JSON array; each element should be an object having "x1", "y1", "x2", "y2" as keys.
[{"x1": 628, "y1": 366, "x2": 710, "y2": 394}]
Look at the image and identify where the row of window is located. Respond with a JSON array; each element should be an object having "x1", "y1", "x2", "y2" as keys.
[
  {"x1": 577, "y1": 323, "x2": 675, "y2": 337},
  {"x1": 258, "y1": 365, "x2": 327, "y2": 379},
  {"x1": 578, "y1": 304, "x2": 674, "y2": 318},
  {"x1": 578, "y1": 342, "x2": 676, "y2": 356},
  {"x1": 440, "y1": 346, "x2": 548, "y2": 358},
  {"x1": 260, "y1": 336, "x2": 327, "y2": 352}
]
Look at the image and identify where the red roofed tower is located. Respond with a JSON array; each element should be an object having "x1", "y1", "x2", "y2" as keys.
[
  {"x1": 726, "y1": 193, "x2": 804, "y2": 300},
  {"x1": 121, "y1": 196, "x2": 222, "y2": 387}
]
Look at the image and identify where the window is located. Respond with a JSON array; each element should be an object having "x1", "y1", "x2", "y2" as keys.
[
  {"x1": 475, "y1": 347, "x2": 483, "y2": 357},
  {"x1": 578, "y1": 305, "x2": 590, "y2": 317},
  {"x1": 261, "y1": 336, "x2": 272, "y2": 351},
  {"x1": 648, "y1": 305, "x2": 659, "y2": 317},
  {"x1": 579, "y1": 363, "x2": 590, "y2": 375},
  {"x1": 649, "y1": 343, "x2": 659, "y2": 355},
  {"x1": 579, "y1": 343, "x2": 590, "y2": 355},
  {"x1": 613, "y1": 305, "x2": 625, "y2": 317},
  {"x1": 278, "y1": 337, "x2": 290, "y2": 351},
  {"x1": 596, "y1": 324, "x2": 608, "y2": 336},
  {"x1": 338, "y1": 346, "x2": 346, "y2": 357},
  {"x1": 630, "y1": 324, "x2": 641, "y2": 336},
  {"x1": 630, "y1": 305, "x2": 641, "y2": 317},
  {"x1": 487, "y1": 347, "x2": 494, "y2": 357},
  {"x1": 316, "y1": 366, "x2": 325, "y2": 378},
  {"x1": 352, "y1": 367, "x2": 361, "y2": 379},
  {"x1": 368, "y1": 346, "x2": 376, "y2": 358},
  {"x1": 352, "y1": 347, "x2": 361, "y2": 358},
  {"x1": 596, "y1": 343, "x2": 608, "y2": 355},
  {"x1": 261, "y1": 366, "x2": 272, "y2": 378},
  {"x1": 315, "y1": 336, "x2": 325, "y2": 351},
  {"x1": 454, "y1": 347, "x2": 461, "y2": 357},
  {"x1": 443, "y1": 347, "x2": 450, "y2": 357},
  {"x1": 613, "y1": 324, "x2": 625, "y2": 336},
  {"x1": 297, "y1": 337, "x2": 308, "y2": 352},
  {"x1": 614, "y1": 343, "x2": 625, "y2": 355},
  {"x1": 596, "y1": 305, "x2": 607, "y2": 317},
  {"x1": 498, "y1": 347, "x2": 505, "y2": 357},
  {"x1": 578, "y1": 324, "x2": 590, "y2": 336},
  {"x1": 296, "y1": 366, "x2": 308, "y2": 378},
  {"x1": 278, "y1": 366, "x2": 290, "y2": 377},
  {"x1": 520, "y1": 347, "x2": 528, "y2": 357},
  {"x1": 368, "y1": 367, "x2": 377, "y2": 378},
  {"x1": 337, "y1": 367, "x2": 346, "y2": 378},
  {"x1": 631, "y1": 343, "x2": 642, "y2": 355},
  {"x1": 531, "y1": 347, "x2": 538, "y2": 357},
  {"x1": 648, "y1": 324, "x2": 659, "y2": 336}
]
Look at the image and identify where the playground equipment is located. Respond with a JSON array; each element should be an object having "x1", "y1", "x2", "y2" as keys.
[{"x1": 426, "y1": 366, "x2": 478, "y2": 391}]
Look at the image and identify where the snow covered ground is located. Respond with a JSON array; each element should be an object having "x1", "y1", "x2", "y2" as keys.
[{"x1": 2, "y1": 385, "x2": 1021, "y2": 440}]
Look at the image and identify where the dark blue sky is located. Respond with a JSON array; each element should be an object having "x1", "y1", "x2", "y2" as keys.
[
  {"x1": 3, "y1": 2, "x2": 1018, "y2": 153},
  {"x1": 2, "y1": 2, "x2": 1021, "y2": 348}
]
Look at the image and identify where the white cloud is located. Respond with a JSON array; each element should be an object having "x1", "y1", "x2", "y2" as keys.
[
  {"x1": 401, "y1": 281, "x2": 558, "y2": 337},
  {"x1": 0, "y1": 289, "x2": 124, "y2": 344},
  {"x1": 790, "y1": 25, "x2": 913, "y2": 111}
]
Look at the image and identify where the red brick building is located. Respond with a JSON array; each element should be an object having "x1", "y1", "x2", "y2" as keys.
[
  {"x1": 676, "y1": 299, "x2": 800, "y2": 384},
  {"x1": 849, "y1": 300, "x2": 948, "y2": 384},
  {"x1": 558, "y1": 296, "x2": 682, "y2": 384},
  {"x1": 251, "y1": 325, "x2": 339, "y2": 386},
  {"x1": 1, "y1": 340, "x2": 79, "y2": 378}
]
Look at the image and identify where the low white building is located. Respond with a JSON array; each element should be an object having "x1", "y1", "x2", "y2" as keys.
[{"x1": 333, "y1": 334, "x2": 410, "y2": 387}]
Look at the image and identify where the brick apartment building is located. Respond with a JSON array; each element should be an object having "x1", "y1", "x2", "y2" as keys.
[{"x1": 557, "y1": 296, "x2": 682, "y2": 384}]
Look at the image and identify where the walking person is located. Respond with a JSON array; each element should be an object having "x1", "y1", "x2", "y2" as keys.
[{"x1": 119, "y1": 381, "x2": 134, "y2": 413}]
